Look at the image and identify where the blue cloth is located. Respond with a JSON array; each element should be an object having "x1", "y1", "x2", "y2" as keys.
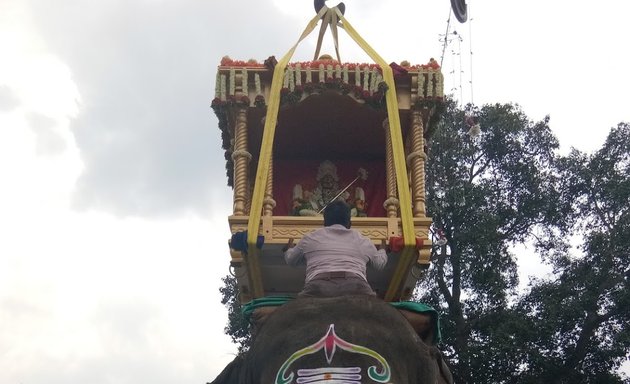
[{"x1": 230, "y1": 231, "x2": 264, "y2": 254}]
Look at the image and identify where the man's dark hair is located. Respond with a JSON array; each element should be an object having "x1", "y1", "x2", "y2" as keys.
[{"x1": 323, "y1": 200, "x2": 351, "y2": 228}]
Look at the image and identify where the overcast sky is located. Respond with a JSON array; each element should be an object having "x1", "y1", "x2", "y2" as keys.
[{"x1": 1, "y1": 1, "x2": 629, "y2": 383}]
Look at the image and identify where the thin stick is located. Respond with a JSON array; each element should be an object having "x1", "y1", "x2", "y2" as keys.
[{"x1": 317, "y1": 175, "x2": 360, "y2": 214}]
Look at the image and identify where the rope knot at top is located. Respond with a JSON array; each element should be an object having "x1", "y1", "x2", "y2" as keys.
[{"x1": 312, "y1": 1, "x2": 346, "y2": 63}]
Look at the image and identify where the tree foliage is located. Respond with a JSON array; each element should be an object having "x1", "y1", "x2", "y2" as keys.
[
  {"x1": 219, "y1": 275, "x2": 251, "y2": 353},
  {"x1": 417, "y1": 100, "x2": 560, "y2": 383},
  {"x1": 513, "y1": 122, "x2": 630, "y2": 383}
]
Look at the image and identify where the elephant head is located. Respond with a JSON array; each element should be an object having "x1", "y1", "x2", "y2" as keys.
[{"x1": 210, "y1": 295, "x2": 452, "y2": 384}]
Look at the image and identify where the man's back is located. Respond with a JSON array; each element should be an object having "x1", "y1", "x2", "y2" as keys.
[
  {"x1": 284, "y1": 200, "x2": 388, "y2": 297},
  {"x1": 285, "y1": 224, "x2": 387, "y2": 283}
]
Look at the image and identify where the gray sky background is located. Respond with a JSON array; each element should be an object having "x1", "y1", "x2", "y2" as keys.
[{"x1": 1, "y1": 0, "x2": 629, "y2": 382}]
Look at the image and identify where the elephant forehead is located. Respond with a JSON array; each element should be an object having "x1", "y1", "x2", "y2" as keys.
[{"x1": 248, "y1": 296, "x2": 436, "y2": 382}]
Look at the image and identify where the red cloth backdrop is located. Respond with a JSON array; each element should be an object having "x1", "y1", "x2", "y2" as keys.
[{"x1": 273, "y1": 159, "x2": 387, "y2": 217}]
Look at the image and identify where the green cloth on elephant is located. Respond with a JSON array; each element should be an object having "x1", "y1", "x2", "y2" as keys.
[
  {"x1": 390, "y1": 301, "x2": 441, "y2": 344},
  {"x1": 242, "y1": 297, "x2": 441, "y2": 344}
]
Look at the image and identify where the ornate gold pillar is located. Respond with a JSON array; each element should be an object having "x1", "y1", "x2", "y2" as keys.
[
  {"x1": 408, "y1": 110, "x2": 427, "y2": 217},
  {"x1": 383, "y1": 118, "x2": 399, "y2": 218},
  {"x1": 232, "y1": 106, "x2": 251, "y2": 215},
  {"x1": 263, "y1": 153, "x2": 276, "y2": 216}
]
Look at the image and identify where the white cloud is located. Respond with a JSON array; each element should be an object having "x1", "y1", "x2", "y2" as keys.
[
  {"x1": 0, "y1": 209, "x2": 237, "y2": 383},
  {"x1": 0, "y1": 3, "x2": 237, "y2": 382}
]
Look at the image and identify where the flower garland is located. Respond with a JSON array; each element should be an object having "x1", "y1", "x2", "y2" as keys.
[
  {"x1": 362, "y1": 67, "x2": 370, "y2": 93},
  {"x1": 218, "y1": 56, "x2": 440, "y2": 71},
  {"x1": 220, "y1": 74, "x2": 227, "y2": 100},
  {"x1": 436, "y1": 71, "x2": 444, "y2": 98},
  {"x1": 213, "y1": 68, "x2": 391, "y2": 109},
  {"x1": 241, "y1": 68, "x2": 248, "y2": 96},
  {"x1": 295, "y1": 63, "x2": 302, "y2": 86},
  {"x1": 229, "y1": 68, "x2": 235, "y2": 96},
  {"x1": 254, "y1": 73, "x2": 264, "y2": 108},
  {"x1": 220, "y1": 56, "x2": 265, "y2": 68},
  {"x1": 214, "y1": 72, "x2": 221, "y2": 99},
  {"x1": 277, "y1": 78, "x2": 389, "y2": 108},
  {"x1": 215, "y1": 57, "x2": 444, "y2": 108},
  {"x1": 288, "y1": 67, "x2": 295, "y2": 91}
]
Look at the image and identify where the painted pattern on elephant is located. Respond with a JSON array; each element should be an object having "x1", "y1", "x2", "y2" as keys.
[{"x1": 275, "y1": 323, "x2": 390, "y2": 384}]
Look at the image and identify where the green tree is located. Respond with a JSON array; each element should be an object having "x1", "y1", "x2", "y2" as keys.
[
  {"x1": 219, "y1": 275, "x2": 251, "y2": 353},
  {"x1": 416, "y1": 101, "x2": 560, "y2": 383},
  {"x1": 514, "y1": 123, "x2": 630, "y2": 383}
]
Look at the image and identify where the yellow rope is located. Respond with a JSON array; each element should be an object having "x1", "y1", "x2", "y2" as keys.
[
  {"x1": 334, "y1": 11, "x2": 416, "y2": 301},
  {"x1": 245, "y1": 9, "x2": 326, "y2": 297}
]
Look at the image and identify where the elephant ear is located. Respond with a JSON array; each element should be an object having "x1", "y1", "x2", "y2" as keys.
[
  {"x1": 430, "y1": 346, "x2": 454, "y2": 384},
  {"x1": 396, "y1": 307, "x2": 453, "y2": 384},
  {"x1": 397, "y1": 309, "x2": 436, "y2": 345},
  {"x1": 392, "y1": 301, "x2": 441, "y2": 345},
  {"x1": 250, "y1": 306, "x2": 279, "y2": 337},
  {"x1": 208, "y1": 354, "x2": 245, "y2": 384}
]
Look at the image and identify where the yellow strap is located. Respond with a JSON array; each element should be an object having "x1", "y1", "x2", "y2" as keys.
[
  {"x1": 330, "y1": 11, "x2": 341, "y2": 62},
  {"x1": 313, "y1": 14, "x2": 329, "y2": 61},
  {"x1": 246, "y1": 7, "x2": 415, "y2": 300},
  {"x1": 314, "y1": 9, "x2": 341, "y2": 62},
  {"x1": 245, "y1": 8, "x2": 328, "y2": 297},
  {"x1": 335, "y1": 11, "x2": 416, "y2": 301}
]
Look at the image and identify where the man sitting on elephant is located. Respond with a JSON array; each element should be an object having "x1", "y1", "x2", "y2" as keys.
[{"x1": 283, "y1": 200, "x2": 387, "y2": 297}]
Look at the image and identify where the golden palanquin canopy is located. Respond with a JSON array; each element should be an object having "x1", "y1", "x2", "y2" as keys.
[{"x1": 212, "y1": 6, "x2": 445, "y2": 303}]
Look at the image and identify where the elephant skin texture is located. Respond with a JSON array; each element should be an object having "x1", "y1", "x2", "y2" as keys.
[{"x1": 210, "y1": 295, "x2": 452, "y2": 384}]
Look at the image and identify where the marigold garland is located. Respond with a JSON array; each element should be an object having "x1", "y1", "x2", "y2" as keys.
[{"x1": 218, "y1": 56, "x2": 440, "y2": 71}]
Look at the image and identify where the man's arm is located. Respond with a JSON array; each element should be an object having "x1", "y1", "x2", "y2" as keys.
[
  {"x1": 283, "y1": 238, "x2": 303, "y2": 266},
  {"x1": 282, "y1": 238, "x2": 294, "y2": 252},
  {"x1": 369, "y1": 239, "x2": 388, "y2": 271}
]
